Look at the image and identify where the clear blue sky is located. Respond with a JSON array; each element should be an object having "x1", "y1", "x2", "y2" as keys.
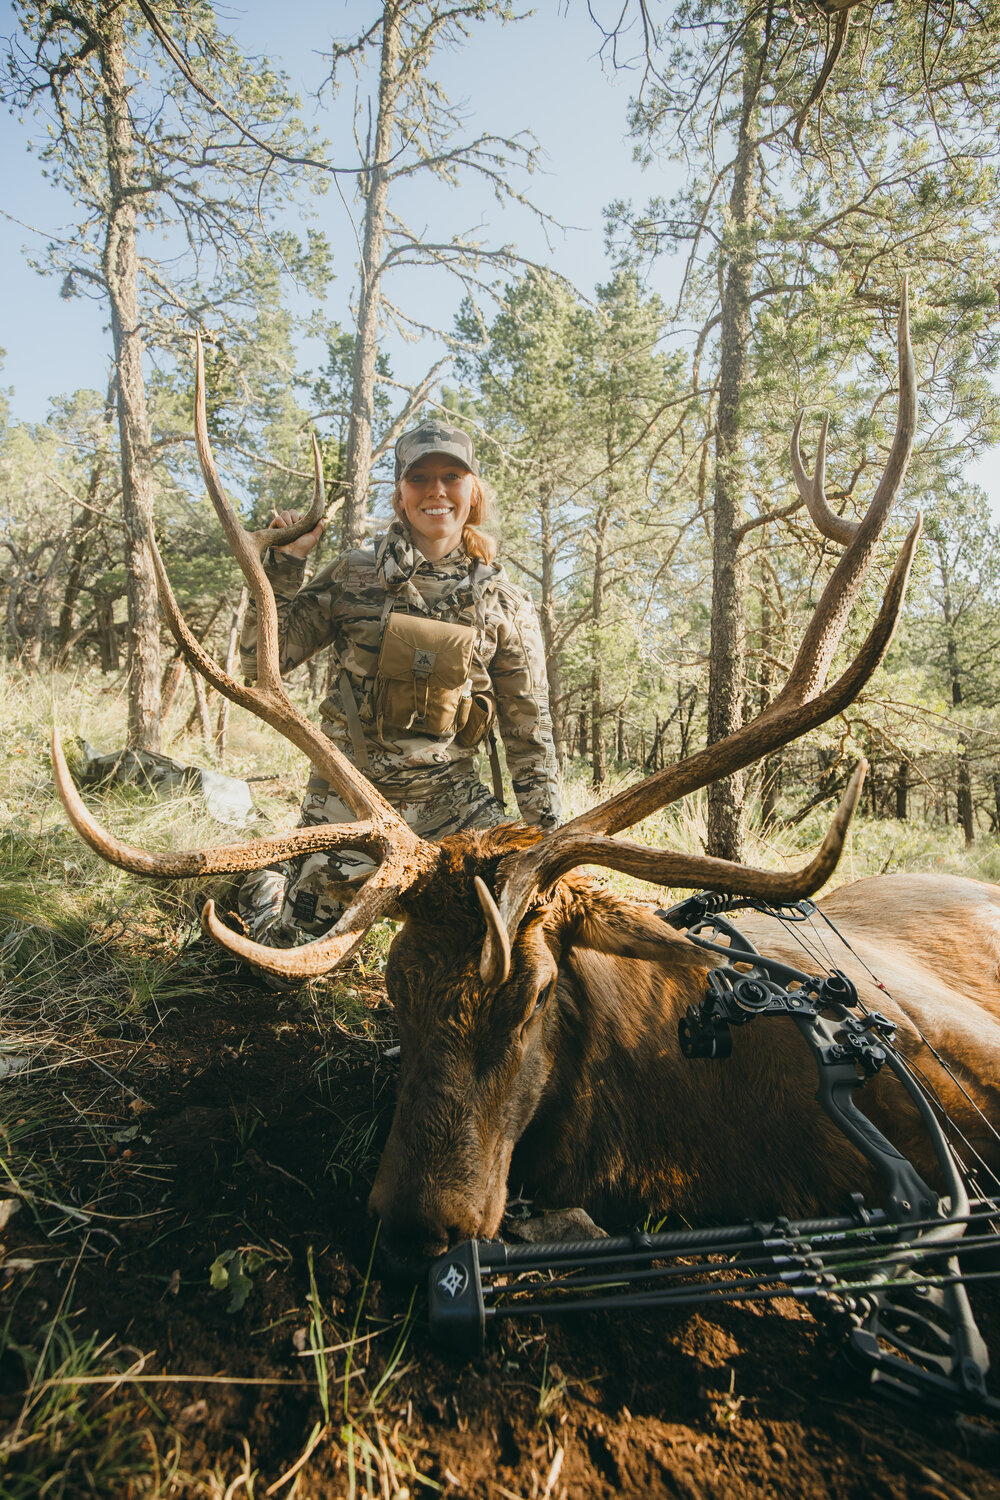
[
  {"x1": 0, "y1": 1, "x2": 660, "y2": 414},
  {"x1": 1, "y1": 0, "x2": 996, "y2": 509}
]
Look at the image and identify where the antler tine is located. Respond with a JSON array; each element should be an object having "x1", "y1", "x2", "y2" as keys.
[
  {"x1": 554, "y1": 284, "x2": 916, "y2": 848},
  {"x1": 481, "y1": 766, "x2": 869, "y2": 985},
  {"x1": 200, "y1": 850, "x2": 422, "y2": 980},
  {"x1": 776, "y1": 277, "x2": 916, "y2": 709},
  {"x1": 193, "y1": 333, "x2": 324, "y2": 699},
  {"x1": 147, "y1": 517, "x2": 385, "y2": 825},
  {"x1": 481, "y1": 765, "x2": 869, "y2": 983},
  {"x1": 489, "y1": 514, "x2": 921, "y2": 949},
  {"x1": 53, "y1": 338, "x2": 441, "y2": 977},
  {"x1": 476, "y1": 876, "x2": 511, "y2": 987},
  {"x1": 790, "y1": 412, "x2": 858, "y2": 547}
]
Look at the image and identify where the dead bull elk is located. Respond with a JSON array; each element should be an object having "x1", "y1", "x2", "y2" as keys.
[{"x1": 53, "y1": 288, "x2": 1000, "y2": 1264}]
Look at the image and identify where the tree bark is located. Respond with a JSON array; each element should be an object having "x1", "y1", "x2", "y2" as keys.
[
  {"x1": 56, "y1": 375, "x2": 116, "y2": 663},
  {"x1": 216, "y1": 586, "x2": 248, "y2": 766},
  {"x1": 160, "y1": 656, "x2": 186, "y2": 721},
  {"x1": 758, "y1": 579, "x2": 781, "y2": 830},
  {"x1": 706, "y1": 24, "x2": 763, "y2": 860},
  {"x1": 538, "y1": 485, "x2": 565, "y2": 765},
  {"x1": 189, "y1": 667, "x2": 214, "y2": 755},
  {"x1": 895, "y1": 759, "x2": 909, "y2": 820},
  {"x1": 96, "y1": 595, "x2": 119, "y2": 673},
  {"x1": 98, "y1": 6, "x2": 161, "y2": 749},
  {"x1": 937, "y1": 544, "x2": 974, "y2": 845},
  {"x1": 590, "y1": 508, "x2": 609, "y2": 789},
  {"x1": 341, "y1": 2, "x2": 400, "y2": 547}
]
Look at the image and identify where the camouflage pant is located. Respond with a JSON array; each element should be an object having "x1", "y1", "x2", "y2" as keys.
[{"x1": 238, "y1": 764, "x2": 506, "y2": 946}]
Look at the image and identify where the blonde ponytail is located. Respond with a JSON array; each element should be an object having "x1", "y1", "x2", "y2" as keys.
[{"x1": 463, "y1": 477, "x2": 499, "y2": 563}]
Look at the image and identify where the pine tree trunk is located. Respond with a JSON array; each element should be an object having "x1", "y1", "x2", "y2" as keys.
[
  {"x1": 96, "y1": 596, "x2": 119, "y2": 673},
  {"x1": 98, "y1": 7, "x2": 161, "y2": 750},
  {"x1": 538, "y1": 486, "x2": 565, "y2": 765},
  {"x1": 706, "y1": 25, "x2": 763, "y2": 861},
  {"x1": 895, "y1": 760, "x2": 909, "y2": 820},
  {"x1": 56, "y1": 376, "x2": 115, "y2": 663},
  {"x1": 160, "y1": 657, "x2": 186, "y2": 722},
  {"x1": 758, "y1": 580, "x2": 780, "y2": 830},
  {"x1": 957, "y1": 743, "x2": 974, "y2": 845},
  {"x1": 590, "y1": 510, "x2": 608, "y2": 789},
  {"x1": 216, "y1": 586, "x2": 248, "y2": 765},
  {"x1": 341, "y1": 3, "x2": 400, "y2": 547},
  {"x1": 938, "y1": 548, "x2": 974, "y2": 845}
]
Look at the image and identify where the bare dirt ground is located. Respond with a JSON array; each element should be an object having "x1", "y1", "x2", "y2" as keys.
[{"x1": 3, "y1": 936, "x2": 1000, "y2": 1498}]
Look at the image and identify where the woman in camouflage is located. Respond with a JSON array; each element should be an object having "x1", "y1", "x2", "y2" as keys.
[{"x1": 238, "y1": 421, "x2": 562, "y2": 950}]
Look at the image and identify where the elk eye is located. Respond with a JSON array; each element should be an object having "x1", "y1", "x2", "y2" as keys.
[{"x1": 528, "y1": 981, "x2": 555, "y2": 1022}]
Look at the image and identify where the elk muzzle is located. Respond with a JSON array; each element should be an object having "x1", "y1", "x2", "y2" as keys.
[{"x1": 368, "y1": 1081, "x2": 513, "y2": 1274}]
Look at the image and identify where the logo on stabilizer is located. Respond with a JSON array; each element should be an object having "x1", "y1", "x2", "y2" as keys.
[{"x1": 437, "y1": 1262, "x2": 468, "y2": 1299}]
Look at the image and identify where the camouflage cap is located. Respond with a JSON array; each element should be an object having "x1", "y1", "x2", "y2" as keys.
[{"x1": 394, "y1": 421, "x2": 480, "y2": 482}]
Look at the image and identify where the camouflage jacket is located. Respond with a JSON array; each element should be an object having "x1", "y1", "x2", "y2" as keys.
[{"x1": 240, "y1": 525, "x2": 562, "y2": 828}]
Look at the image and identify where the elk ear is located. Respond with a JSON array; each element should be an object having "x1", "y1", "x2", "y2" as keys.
[{"x1": 563, "y1": 890, "x2": 700, "y2": 966}]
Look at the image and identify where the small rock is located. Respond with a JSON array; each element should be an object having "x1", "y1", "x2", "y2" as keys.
[
  {"x1": 770, "y1": 1442, "x2": 788, "y2": 1462},
  {"x1": 176, "y1": 1399, "x2": 209, "y2": 1430},
  {"x1": 505, "y1": 1207, "x2": 609, "y2": 1243}
]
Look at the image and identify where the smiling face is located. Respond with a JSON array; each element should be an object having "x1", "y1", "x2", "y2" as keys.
[{"x1": 393, "y1": 453, "x2": 476, "y2": 560}]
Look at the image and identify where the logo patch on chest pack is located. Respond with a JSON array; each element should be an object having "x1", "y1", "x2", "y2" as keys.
[
  {"x1": 413, "y1": 647, "x2": 437, "y2": 674},
  {"x1": 292, "y1": 890, "x2": 319, "y2": 924}
]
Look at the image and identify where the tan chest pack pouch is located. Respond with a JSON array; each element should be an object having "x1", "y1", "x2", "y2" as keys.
[{"x1": 374, "y1": 611, "x2": 495, "y2": 745}]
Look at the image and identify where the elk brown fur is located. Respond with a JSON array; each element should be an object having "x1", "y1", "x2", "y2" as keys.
[{"x1": 370, "y1": 836, "x2": 1000, "y2": 1260}]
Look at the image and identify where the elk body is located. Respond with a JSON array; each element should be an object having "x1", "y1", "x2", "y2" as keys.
[
  {"x1": 53, "y1": 286, "x2": 1000, "y2": 1264},
  {"x1": 371, "y1": 847, "x2": 1000, "y2": 1261}
]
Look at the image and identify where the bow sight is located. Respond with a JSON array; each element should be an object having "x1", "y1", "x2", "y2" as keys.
[{"x1": 428, "y1": 892, "x2": 1000, "y2": 1413}]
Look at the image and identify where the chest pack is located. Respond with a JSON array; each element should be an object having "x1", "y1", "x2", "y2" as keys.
[
  {"x1": 373, "y1": 611, "x2": 490, "y2": 744},
  {"x1": 333, "y1": 563, "x2": 500, "y2": 775}
]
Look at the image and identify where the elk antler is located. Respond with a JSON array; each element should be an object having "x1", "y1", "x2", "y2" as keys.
[
  {"x1": 482, "y1": 282, "x2": 920, "y2": 979},
  {"x1": 53, "y1": 333, "x2": 438, "y2": 980}
]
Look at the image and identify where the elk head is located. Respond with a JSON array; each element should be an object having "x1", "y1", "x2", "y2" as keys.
[{"x1": 54, "y1": 291, "x2": 921, "y2": 1264}]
